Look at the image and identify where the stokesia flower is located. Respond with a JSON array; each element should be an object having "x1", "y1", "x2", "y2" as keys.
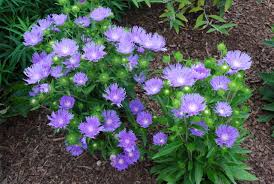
[
  {"x1": 134, "y1": 72, "x2": 146, "y2": 84},
  {"x1": 24, "y1": 63, "x2": 49, "y2": 84},
  {"x1": 129, "y1": 99, "x2": 144, "y2": 115},
  {"x1": 117, "y1": 129, "x2": 137, "y2": 151},
  {"x1": 143, "y1": 78, "x2": 163, "y2": 95},
  {"x1": 116, "y1": 35, "x2": 135, "y2": 54},
  {"x1": 79, "y1": 116, "x2": 102, "y2": 138},
  {"x1": 23, "y1": 28, "x2": 43, "y2": 46},
  {"x1": 81, "y1": 136, "x2": 88, "y2": 149},
  {"x1": 124, "y1": 147, "x2": 140, "y2": 165},
  {"x1": 223, "y1": 50, "x2": 252, "y2": 72},
  {"x1": 127, "y1": 54, "x2": 139, "y2": 71},
  {"x1": 163, "y1": 64, "x2": 195, "y2": 87},
  {"x1": 60, "y1": 96, "x2": 75, "y2": 109},
  {"x1": 66, "y1": 145, "x2": 83, "y2": 156},
  {"x1": 210, "y1": 76, "x2": 231, "y2": 91},
  {"x1": 102, "y1": 110, "x2": 121, "y2": 132},
  {"x1": 140, "y1": 33, "x2": 166, "y2": 52},
  {"x1": 64, "y1": 53, "x2": 81, "y2": 69},
  {"x1": 50, "y1": 66, "x2": 63, "y2": 78},
  {"x1": 110, "y1": 154, "x2": 129, "y2": 171},
  {"x1": 32, "y1": 52, "x2": 48, "y2": 63},
  {"x1": 53, "y1": 38, "x2": 79, "y2": 57},
  {"x1": 172, "y1": 107, "x2": 185, "y2": 119},
  {"x1": 82, "y1": 42, "x2": 106, "y2": 62},
  {"x1": 215, "y1": 125, "x2": 239, "y2": 148},
  {"x1": 74, "y1": 16, "x2": 90, "y2": 27},
  {"x1": 90, "y1": 7, "x2": 112, "y2": 21},
  {"x1": 73, "y1": 72, "x2": 88, "y2": 86},
  {"x1": 191, "y1": 63, "x2": 211, "y2": 80},
  {"x1": 189, "y1": 121, "x2": 208, "y2": 137},
  {"x1": 103, "y1": 83, "x2": 126, "y2": 107},
  {"x1": 136, "y1": 111, "x2": 152, "y2": 128},
  {"x1": 215, "y1": 102, "x2": 232, "y2": 117},
  {"x1": 180, "y1": 93, "x2": 206, "y2": 117},
  {"x1": 39, "y1": 83, "x2": 50, "y2": 93},
  {"x1": 153, "y1": 132, "x2": 167, "y2": 146},
  {"x1": 37, "y1": 18, "x2": 52, "y2": 31},
  {"x1": 51, "y1": 14, "x2": 67, "y2": 26},
  {"x1": 48, "y1": 109, "x2": 73, "y2": 128},
  {"x1": 104, "y1": 26, "x2": 126, "y2": 42},
  {"x1": 130, "y1": 26, "x2": 146, "y2": 45}
]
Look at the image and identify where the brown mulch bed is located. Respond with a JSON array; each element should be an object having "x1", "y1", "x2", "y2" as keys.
[{"x1": 1, "y1": 0, "x2": 273, "y2": 183}]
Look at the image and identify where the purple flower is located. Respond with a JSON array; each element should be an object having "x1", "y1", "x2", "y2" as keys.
[
  {"x1": 215, "y1": 125, "x2": 239, "y2": 148},
  {"x1": 140, "y1": 33, "x2": 166, "y2": 52},
  {"x1": 215, "y1": 102, "x2": 232, "y2": 117},
  {"x1": 73, "y1": 72, "x2": 88, "y2": 86},
  {"x1": 39, "y1": 83, "x2": 50, "y2": 93},
  {"x1": 163, "y1": 64, "x2": 195, "y2": 87},
  {"x1": 104, "y1": 26, "x2": 126, "y2": 42},
  {"x1": 117, "y1": 129, "x2": 137, "y2": 151},
  {"x1": 64, "y1": 53, "x2": 81, "y2": 69},
  {"x1": 81, "y1": 136, "x2": 88, "y2": 149},
  {"x1": 29, "y1": 85, "x2": 40, "y2": 96},
  {"x1": 60, "y1": 96, "x2": 75, "y2": 110},
  {"x1": 74, "y1": 16, "x2": 90, "y2": 27},
  {"x1": 37, "y1": 18, "x2": 52, "y2": 31},
  {"x1": 24, "y1": 63, "x2": 50, "y2": 84},
  {"x1": 90, "y1": 7, "x2": 112, "y2": 21},
  {"x1": 172, "y1": 107, "x2": 185, "y2": 119},
  {"x1": 223, "y1": 50, "x2": 252, "y2": 72},
  {"x1": 66, "y1": 145, "x2": 83, "y2": 156},
  {"x1": 48, "y1": 109, "x2": 73, "y2": 128},
  {"x1": 134, "y1": 72, "x2": 146, "y2": 84},
  {"x1": 137, "y1": 47, "x2": 145, "y2": 53},
  {"x1": 130, "y1": 26, "x2": 146, "y2": 45},
  {"x1": 23, "y1": 28, "x2": 43, "y2": 46},
  {"x1": 102, "y1": 110, "x2": 121, "y2": 132},
  {"x1": 189, "y1": 121, "x2": 208, "y2": 137},
  {"x1": 124, "y1": 147, "x2": 140, "y2": 165},
  {"x1": 116, "y1": 36, "x2": 135, "y2": 54},
  {"x1": 82, "y1": 42, "x2": 106, "y2": 62},
  {"x1": 191, "y1": 63, "x2": 211, "y2": 80},
  {"x1": 180, "y1": 93, "x2": 206, "y2": 117},
  {"x1": 110, "y1": 154, "x2": 129, "y2": 171},
  {"x1": 50, "y1": 66, "x2": 63, "y2": 78},
  {"x1": 127, "y1": 54, "x2": 139, "y2": 71},
  {"x1": 129, "y1": 99, "x2": 144, "y2": 115},
  {"x1": 143, "y1": 78, "x2": 163, "y2": 95},
  {"x1": 53, "y1": 39, "x2": 78, "y2": 57},
  {"x1": 136, "y1": 111, "x2": 152, "y2": 128},
  {"x1": 79, "y1": 116, "x2": 102, "y2": 139},
  {"x1": 52, "y1": 14, "x2": 67, "y2": 26},
  {"x1": 103, "y1": 83, "x2": 126, "y2": 107},
  {"x1": 153, "y1": 132, "x2": 167, "y2": 146},
  {"x1": 210, "y1": 76, "x2": 231, "y2": 91},
  {"x1": 32, "y1": 52, "x2": 48, "y2": 64}
]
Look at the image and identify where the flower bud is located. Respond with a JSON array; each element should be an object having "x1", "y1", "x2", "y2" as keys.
[
  {"x1": 59, "y1": 77, "x2": 69, "y2": 86},
  {"x1": 139, "y1": 59, "x2": 149, "y2": 68},
  {"x1": 229, "y1": 81, "x2": 238, "y2": 91},
  {"x1": 163, "y1": 88, "x2": 170, "y2": 95},
  {"x1": 217, "y1": 42, "x2": 227, "y2": 56},
  {"x1": 172, "y1": 99, "x2": 181, "y2": 108},
  {"x1": 66, "y1": 132, "x2": 80, "y2": 145},
  {"x1": 121, "y1": 57, "x2": 128, "y2": 64},
  {"x1": 217, "y1": 90, "x2": 225, "y2": 96},
  {"x1": 204, "y1": 58, "x2": 216, "y2": 69},
  {"x1": 203, "y1": 109, "x2": 211, "y2": 116},
  {"x1": 183, "y1": 86, "x2": 191, "y2": 92},
  {"x1": 117, "y1": 70, "x2": 127, "y2": 79},
  {"x1": 30, "y1": 98, "x2": 38, "y2": 106},
  {"x1": 99, "y1": 73, "x2": 110, "y2": 83},
  {"x1": 58, "y1": 0, "x2": 69, "y2": 5},
  {"x1": 71, "y1": 5, "x2": 80, "y2": 13},
  {"x1": 53, "y1": 56, "x2": 60, "y2": 63},
  {"x1": 78, "y1": 102, "x2": 84, "y2": 110},
  {"x1": 220, "y1": 64, "x2": 229, "y2": 73}
]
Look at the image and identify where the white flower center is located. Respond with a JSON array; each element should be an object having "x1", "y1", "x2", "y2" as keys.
[
  {"x1": 188, "y1": 104, "x2": 198, "y2": 112},
  {"x1": 65, "y1": 101, "x2": 71, "y2": 107},
  {"x1": 143, "y1": 119, "x2": 149, "y2": 124},
  {"x1": 125, "y1": 139, "x2": 130, "y2": 144},
  {"x1": 232, "y1": 60, "x2": 241, "y2": 67},
  {"x1": 118, "y1": 159, "x2": 124, "y2": 164},
  {"x1": 177, "y1": 77, "x2": 185, "y2": 84},
  {"x1": 221, "y1": 133, "x2": 229, "y2": 141},
  {"x1": 106, "y1": 119, "x2": 112, "y2": 125},
  {"x1": 58, "y1": 118, "x2": 64, "y2": 124},
  {"x1": 62, "y1": 46, "x2": 69, "y2": 54},
  {"x1": 88, "y1": 126, "x2": 94, "y2": 132},
  {"x1": 113, "y1": 95, "x2": 119, "y2": 100}
]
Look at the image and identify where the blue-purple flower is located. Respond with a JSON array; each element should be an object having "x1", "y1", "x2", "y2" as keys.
[
  {"x1": 136, "y1": 111, "x2": 153, "y2": 128},
  {"x1": 51, "y1": 14, "x2": 67, "y2": 26},
  {"x1": 210, "y1": 76, "x2": 231, "y2": 91},
  {"x1": 215, "y1": 125, "x2": 239, "y2": 148},
  {"x1": 64, "y1": 53, "x2": 81, "y2": 69},
  {"x1": 134, "y1": 72, "x2": 146, "y2": 84},
  {"x1": 79, "y1": 116, "x2": 102, "y2": 139},
  {"x1": 81, "y1": 136, "x2": 88, "y2": 149},
  {"x1": 66, "y1": 145, "x2": 83, "y2": 156},
  {"x1": 73, "y1": 72, "x2": 88, "y2": 86},
  {"x1": 223, "y1": 50, "x2": 252, "y2": 73},
  {"x1": 29, "y1": 83, "x2": 50, "y2": 96},
  {"x1": 60, "y1": 96, "x2": 75, "y2": 110},
  {"x1": 127, "y1": 54, "x2": 139, "y2": 71},
  {"x1": 53, "y1": 39, "x2": 79, "y2": 57},
  {"x1": 48, "y1": 109, "x2": 73, "y2": 128},
  {"x1": 130, "y1": 26, "x2": 146, "y2": 45},
  {"x1": 116, "y1": 36, "x2": 135, "y2": 54},
  {"x1": 103, "y1": 83, "x2": 126, "y2": 107},
  {"x1": 90, "y1": 7, "x2": 112, "y2": 21},
  {"x1": 180, "y1": 93, "x2": 206, "y2": 117},
  {"x1": 82, "y1": 42, "x2": 106, "y2": 62},
  {"x1": 153, "y1": 132, "x2": 167, "y2": 146},
  {"x1": 23, "y1": 28, "x2": 43, "y2": 46},
  {"x1": 143, "y1": 78, "x2": 163, "y2": 95},
  {"x1": 215, "y1": 102, "x2": 232, "y2": 117},
  {"x1": 104, "y1": 26, "x2": 126, "y2": 42},
  {"x1": 24, "y1": 63, "x2": 50, "y2": 84},
  {"x1": 129, "y1": 99, "x2": 144, "y2": 115},
  {"x1": 74, "y1": 16, "x2": 90, "y2": 27},
  {"x1": 102, "y1": 110, "x2": 121, "y2": 132},
  {"x1": 191, "y1": 63, "x2": 211, "y2": 80},
  {"x1": 124, "y1": 147, "x2": 140, "y2": 165},
  {"x1": 117, "y1": 129, "x2": 137, "y2": 151},
  {"x1": 37, "y1": 18, "x2": 52, "y2": 31},
  {"x1": 50, "y1": 66, "x2": 63, "y2": 78},
  {"x1": 140, "y1": 33, "x2": 166, "y2": 52},
  {"x1": 32, "y1": 52, "x2": 48, "y2": 64},
  {"x1": 110, "y1": 154, "x2": 129, "y2": 171},
  {"x1": 189, "y1": 121, "x2": 208, "y2": 137}
]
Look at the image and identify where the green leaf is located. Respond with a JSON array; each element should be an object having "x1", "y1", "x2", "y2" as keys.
[
  {"x1": 194, "y1": 14, "x2": 206, "y2": 29},
  {"x1": 262, "y1": 103, "x2": 274, "y2": 111},
  {"x1": 194, "y1": 162, "x2": 203, "y2": 184},
  {"x1": 258, "y1": 114, "x2": 274, "y2": 122},
  {"x1": 208, "y1": 15, "x2": 226, "y2": 23},
  {"x1": 229, "y1": 166, "x2": 258, "y2": 181},
  {"x1": 176, "y1": 13, "x2": 188, "y2": 22},
  {"x1": 225, "y1": 0, "x2": 233, "y2": 11},
  {"x1": 152, "y1": 141, "x2": 183, "y2": 159},
  {"x1": 189, "y1": 7, "x2": 203, "y2": 13}
]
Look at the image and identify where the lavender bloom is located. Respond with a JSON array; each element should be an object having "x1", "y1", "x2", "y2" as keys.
[
  {"x1": 73, "y1": 72, "x2": 88, "y2": 86},
  {"x1": 60, "y1": 96, "x2": 75, "y2": 110},
  {"x1": 163, "y1": 64, "x2": 195, "y2": 87},
  {"x1": 191, "y1": 63, "x2": 211, "y2": 80},
  {"x1": 136, "y1": 111, "x2": 152, "y2": 128},
  {"x1": 143, "y1": 78, "x2": 163, "y2": 95},
  {"x1": 24, "y1": 63, "x2": 49, "y2": 84},
  {"x1": 215, "y1": 125, "x2": 239, "y2": 148},
  {"x1": 117, "y1": 129, "x2": 137, "y2": 151},
  {"x1": 81, "y1": 136, "x2": 88, "y2": 149},
  {"x1": 64, "y1": 53, "x2": 81, "y2": 69},
  {"x1": 127, "y1": 54, "x2": 139, "y2": 71},
  {"x1": 137, "y1": 47, "x2": 145, "y2": 53},
  {"x1": 103, "y1": 83, "x2": 126, "y2": 107},
  {"x1": 66, "y1": 145, "x2": 83, "y2": 156},
  {"x1": 32, "y1": 52, "x2": 47, "y2": 63},
  {"x1": 52, "y1": 14, "x2": 67, "y2": 26},
  {"x1": 134, "y1": 72, "x2": 146, "y2": 84},
  {"x1": 171, "y1": 107, "x2": 185, "y2": 119},
  {"x1": 48, "y1": 109, "x2": 73, "y2": 128},
  {"x1": 140, "y1": 33, "x2": 166, "y2": 52},
  {"x1": 189, "y1": 121, "x2": 208, "y2": 137},
  {"x1": 153, "y1": 132, "x2": 167, "y2": 146},
  {"x1": 29, "y1": 85, "x2": 40, "y2": 96},
  {"x1": 50, "y1": 66, "x2": 63, "y2": 78},
  {"x1": 82, "y1": 42, "x2": 106, "y2": 62},
  {"x1": 215, "y1": 102, "x2": 232, "y2": 117},
  {"x1": 102, "y1": 110, "x2": 121, "y2": 132},
  {"x1": 180, "y1": 93, "x2": 206, "y2": 117},
  {"x1": 223, "y1": 50, "x2": 252, "y2": 72},
  {"x1": 90, "y1": 7, "x2": 112, "y2": 21},
  {"x1": 79, "y1": 116, "x2": 102, "y2": 139},
  {"x1": 130, "y1": 26, "x2": 146, "y2": 45},
  {"x1": 53, "y1": 39, "x2": 78, "y2": 57},
  {"x1": 117, "y1": 37, "x2": 135, "y2": 54},
  {"x1": 110, "y1": 154, "x2": 129, "y2": 171},
  {"x1": 32, "y1": 52, "x2": 53, "y2": 68},
  {"x1": 79, "y1": 0, "x2": 86, "y2": 3},
  {"x1": 129, "y1": 99, "x2": 144, "y2": 115},
  {"x1": 104, "y1": 26, "x2": 126, "y2": 42},
  {"x1": 124, "y1": 147, "x2": 140, "y2": 165},
  {"x1": 210, "y1": 76, "x2": 231, "y2": 91},
  {"x1": 37, "y1": 18, "x2": 52, "y2": 31},
  {"x1": 74, "y1": 16, "x2": 90, "y2": 27},
  {"x1": 39, "y1": 83, "x2": 50, "y2": 93},
  {"x1": 23, "y1": 28, "x2": 43, "y2": 46}
]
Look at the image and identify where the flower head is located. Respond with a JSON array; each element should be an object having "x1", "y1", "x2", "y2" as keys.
[
  {"x1": 215, "y1": 125, "x2": 239, "y2": 148},
  {"x1": 129, "y1": 99, "x2": 144, "y2": 115},
  {"x1": 48, "y1": 109, "x2": 73, "y2": 128},
  {"x1": 110, "y1": 154, "x2": 129, "y2": 171},
  {"x1": 223, "y1": 50, "x2": 252, "y2": 72},
  {"x1": 180, "y1": 93, "x2": 206, "y2": 117},
  {"x1": 23, "y1": 28, "x2": 43, "y2": 46},
  {"x1": 104, "y1": 26, "x2": 126, "y2": 42},
  {"x1": 79, "y1": 116, "x2": 102, "y2": 138},
  {"x1": 215, "y1": 102, "x2": 232, "y2": 117},
  {"x1": 90, "y1": 7, "x2": 112, "y2": 21},
  {"x1": 102, "y1": 110, "x2": 121, "y2": 132},
  {"x1": 189, "y1": 121, "x2": 208, "y2": 137},
  {"x1": 130, "y1": 26, "x2": 146, "y2": 45},
  {"x1": 163, "y1": 64, "x2": 195, "y2": 87},
  {"x1": 117, "y1": 129, "x2": 137, "y2": 151},
  {"x1": 103, "y1": 83, "x2": 126, "y2": 107},
  {"x1": 60, "y1": 96, "x2": 75, "y2": 110},
  {"x1": 24, "y1": 63, "x2": 50, "y2": 84},
  {"x1": 81, "y1": 136, "x2": 88, "y2": 149},
  {"x1": 50, "y1": 66, "x2": 63, "y2": 78},
  {"x1": 116, "y1": 36, "x2": 135, "y2": 54},
  {"x1": 39, "y1": 83, "x2": 50, "y2": 93},
  {"x1": 74, "y1": 16, "x2": 90, "y2": 27},
  {"x1": 66, "y1": 145, "x2": 83, "y2": 156},
  {"x1": 127, "y1": 54, "x2": 139, "y2": 71},
  {"x1": 136, "y1": 111, "x2": 152, "y2": 128},
  {"x1": 143, "y1": 78, "x2": 163, "y2": 95},
  {"x1": 52, "y1": 14, "x2": 67, "y2": 26},
  {"x1": 64, "y1": 53, "x2": 81, "y2": 69},
  {"x1": 37, "y1": 18, "x2": 52, "y2": 31},
  {"x1": 124, "y1": 147, "x2": 140, "y2": 165},
  {"x1": 53, "y1": 39, "x2": 78, "y2": 57},
  {"x1": 153, "y1": 132, "x2": 167, "y2": 146},
  {"x1": 73, "y1": 72, "x2": 88, "y2": 86},
  {"x1": 82, "y1": 42, "x2": 106, "y2": 62},
  {"x1": 134, "y1": 72, "x2": 146, "y2": 84},
  {"x1": 210, "y1": 76, "x2": 231, "y2": 91},
  {"x1": 191, "y1": 63, "x2": 211, "y2": 80},
  {"x1": 140, "y1": 33, "x2": 166, "y2": 52}
]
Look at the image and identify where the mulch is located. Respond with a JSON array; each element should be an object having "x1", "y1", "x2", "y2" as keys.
[{"x1": 0, "y1": 0, "x2": 273, "y2": 183}]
